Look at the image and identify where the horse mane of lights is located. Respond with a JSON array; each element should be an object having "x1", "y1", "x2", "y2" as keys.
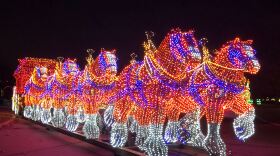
[{"x1": 12, "y1": 28, "x2": 260, "y2": 156}]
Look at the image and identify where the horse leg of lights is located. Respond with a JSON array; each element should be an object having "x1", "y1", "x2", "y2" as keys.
[
  {"x1": 97, "y1": 112, "x2": 104, "y2": 132},
  {"x1": 31, "y1": 104, "x2": 42, "y2": 121},
  {"x1": 110, "y1": 99, "x2": 131, "y2": 147},
  {"x1": 164, "y1": 121, "x2": 179, "y2": 143},
  {"x1": 164, "y1": 109, "x2": 180, "y2": 143},
  {"x1": 128, "y1": 116, "x2": 137, "y2": 133},
  {"x1": 104, "y1": 105, "x2": 115, "y2": 127},
  {"x1": 65, "y1": 114, "x2": 79, "y2": 132},
  {"x1": 204, "y1": 123, "x2": 226, "y2": 156},
  {"x1": 83, "y1": 114, "x2": 100, "y2": 139},
  {"x1": 30, "y1": 104, "x2": 36, "y2": 120},
  {"x1": 232, "y1": 101, "x2": 256, "y2": 141},
  {"x1": 40, "y1": 99, "x2": 52, "y2": 124},
  {"x1": 65, "y1": 97, "x2": 80, "y2": 132},
  {"x1": 110, "y1": 122, "x2": 128, "y2": 147},
  {"x1": 76, "y1": 106, "x2": 86, "y2": 123},
  {"x1": 127, "y1": 116, "x2": 148, "y2": 150},
  {"x1": 178, "y1": 108, "x2": 206, "y2": 148},
  {"x1": 204, "y1": 103, "x2": 226, "y2": 156},
  {"x1": 23, "y1": 105, "x2": 33, "y2": 118},
  {"x1": 135, "y1": 124, "x2": 148, "y2": 151},
  {"x1": 51, "y1": 108, "x2": 66, "y2": 128},
  {"x1": 41, "y1": 108, "x2": 52, "y2": 124},
  {"x1": 143, "y1": 123, "x2": 167, "y2": 156}
]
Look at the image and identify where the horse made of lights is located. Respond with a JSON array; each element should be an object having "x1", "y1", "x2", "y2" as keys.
[
  {"x1": 108, "y1": 29, "x2": 202, "y2": 156},
  {"x1": 46, "y1": 58, "x2": 80, "y2": 128},
  {"x1": 78, "y1": 48, "x2": 118, "y2": 138},
  {"x1": 185, "y1": 38, "x2": 260, "y2": 156},
  {"x1": 24, "y1": 66, "x2": 49, "y2": 121}
]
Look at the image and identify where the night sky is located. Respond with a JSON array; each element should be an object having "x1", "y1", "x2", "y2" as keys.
[{"x1": 0, "y1": 0, "x2": 279, "y2": 98}]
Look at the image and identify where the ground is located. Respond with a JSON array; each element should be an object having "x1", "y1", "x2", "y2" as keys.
[
  {"x1": 221, "y1": 105, "x2": 280, "y2": 156},
  {"x1": 0, "y1": 101, "x2": 280, "y2": 156}
]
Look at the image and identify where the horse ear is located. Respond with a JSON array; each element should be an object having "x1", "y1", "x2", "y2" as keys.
[
  {"x1": 187, "y1": 29, "x2": 195, "y2": 35},
  {"x1": 35, "y1": 67, "x2": 41, "y2": 76},
  {"x1": 245, "y1": 40, "x2": 253, "y2": 45},
  {"x1": 174, "y1": 27, "x2": 181, "y2": 32},
  {"x1": 170, "y1": 28, "x2": 181, "y2": 33},
  {"x1": 111, "y1": 49, "x2": 116, "y2": 54},
  {"x1": 233, "y1": 37, "x2": 241, "y2": 44},
  {"x1": 101, "y1": 48, "x2": 105, "y2": 52},
  {"x1": 34, "y1": 66, "x2": 40, "y2": 70}
]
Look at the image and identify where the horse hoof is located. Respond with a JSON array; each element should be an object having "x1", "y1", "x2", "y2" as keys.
[
  {"x1": 65, "y1": 114, "x2": 79, "y2": 132},
  {"x1": 41, "y1": 109, "x2": 51, "y2": 124},
  {"x1": 76, "y1": 108, "x2": 86, "y2": 123},
  {"x1": 104, "y1": 105, "x2": 115, "y2": 127},
  {"x1": 83, "y1": 114, "x2": 100, "y2": 139},
  {"x1": 135, "y1": 125, "x2": 148, "y2": 151},
  {"x1": 110, "y1": 122, "x2": 128, "y2": 147},
  {"x1": 51, "y1": 109, "x2": 66, "y2": 128},
  {"x1": 164, "y1": 121, "x2": 179, "y2": 143},
  {"x1": 233, "y1": 110, "x2": 255, "y2": 141},
  {"x1": 143, "y1": 134, "x2": 167, "y2": 156},
  {"x1": 31, "y1": 106, "x2": 41, "y2": 121},
  {"x1": 23, "y1": 106, "x2": 33, "y2": 118}
]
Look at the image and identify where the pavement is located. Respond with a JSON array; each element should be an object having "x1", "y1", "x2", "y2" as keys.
[
  {"x1": 0, "y1": 118, "x2": 116, "y2": 156},
  {"x1": 220, "y1": 119, "x2": 280, "y2": 156},
  {"x1": 220, "y1": 105, "x2": 280, "y2": 156},
  {"x1": 0, "y1": 105, "x2": 115, "y2": 156}
]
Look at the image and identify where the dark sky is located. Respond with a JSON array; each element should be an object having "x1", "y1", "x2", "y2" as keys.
[{"x1": 0, "y1": 0, "x2": 279, "y2": 98}]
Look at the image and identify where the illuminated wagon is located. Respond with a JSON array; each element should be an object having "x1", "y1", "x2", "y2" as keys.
[{"x1": 12, "y1": 57, "x2": 57, "y2": 115}]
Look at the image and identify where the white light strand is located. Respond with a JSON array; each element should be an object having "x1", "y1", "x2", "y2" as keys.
[
  {"x1": 204, "y1": 123, "x2": 226, "y2": 156},
  {"x1": 104, "y1": 105, "x2": 115, "y2": 127}
]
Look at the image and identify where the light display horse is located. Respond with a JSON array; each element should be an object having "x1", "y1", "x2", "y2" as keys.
[
  {"x1": 78, "y1": 48, "x2": 118, "y2": 138},
  {"x1": 24, "y1": 66, "x2": 49, "y2": 121},
  {"x1": 108, "y1": 29, "x2": 202, "y2": 156},
  {"x1": 188, "y1": 38, "x2": 260, "y2": 155},
  {"x1": 46, "y1": 58, "x2": 80, "y2": 128}
]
